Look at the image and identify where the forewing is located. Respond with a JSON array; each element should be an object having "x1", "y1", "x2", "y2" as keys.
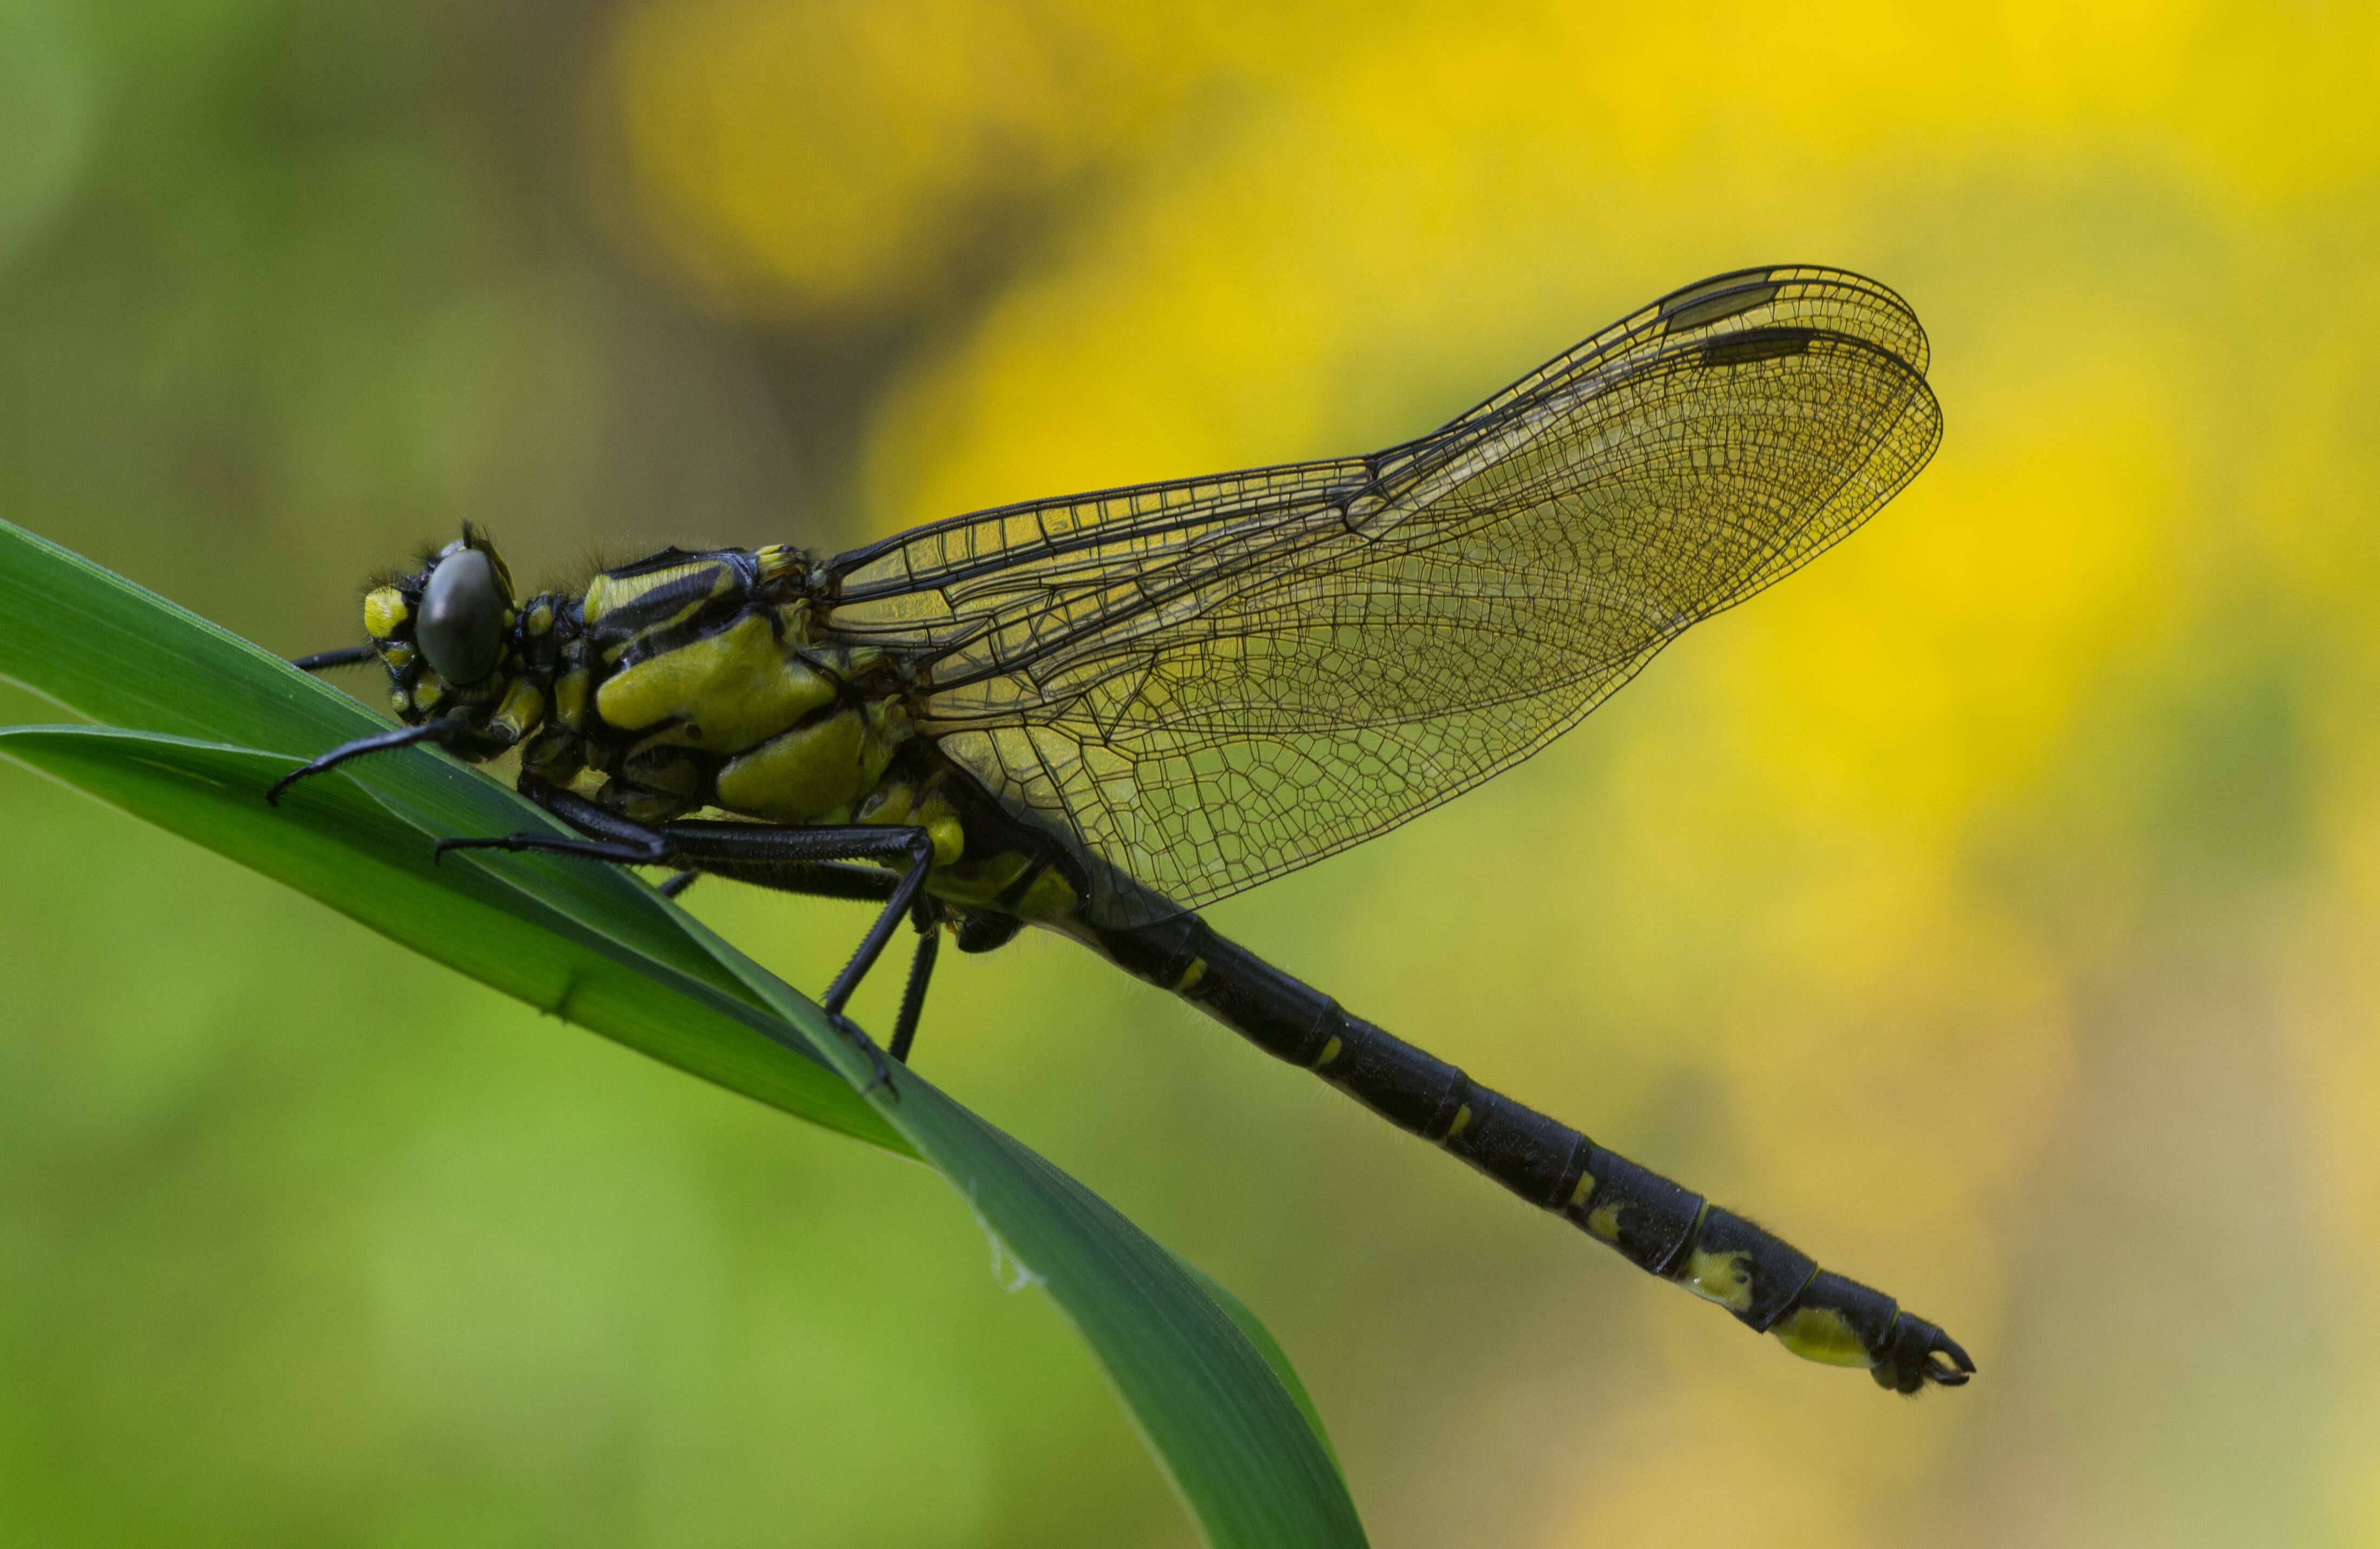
[{"x1": 825, "y1": 267, "x2": 1941, "y2": 922}]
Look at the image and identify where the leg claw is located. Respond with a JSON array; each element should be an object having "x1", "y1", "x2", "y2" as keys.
[{"x1": 831, "y1": 1014, "x2": 899, "y2": 1101}]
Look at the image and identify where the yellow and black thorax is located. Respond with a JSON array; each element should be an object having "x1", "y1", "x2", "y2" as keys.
[{"x1": 351, "y1": 531, "x2": 1089, "y2": 931}]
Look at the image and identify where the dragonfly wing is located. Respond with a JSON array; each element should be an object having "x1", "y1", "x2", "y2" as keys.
[{"x1": 823, "y1": 266, "x2": 1942, "y2": 923}]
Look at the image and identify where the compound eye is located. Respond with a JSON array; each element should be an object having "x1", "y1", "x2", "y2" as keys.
[{"x1": 417, "y1": 547, "x2": 505, "y2": 685}]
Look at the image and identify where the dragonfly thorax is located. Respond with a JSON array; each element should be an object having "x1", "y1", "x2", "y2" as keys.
[
  {"x1": 537, "y1": 543, "x2": 916, "y2": 830},
  {"x1": 547, "y1": 543, "x2": 1093, "y2": 933},
  {"x1": 360, "y1": 533, "x2": 902, "y2": 823},
  {"x1": 355, "y1": 531, "x2": 1097, "y2": 933}
]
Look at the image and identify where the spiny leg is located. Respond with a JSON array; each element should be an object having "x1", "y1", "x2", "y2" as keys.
[
  {"x1": 653, "y1": 842, "x2": 944, "y2": 1064},
  {"x1": 887, "y1": 894, "x2": 941, "y2": 1065},
  {"x1": 807, "y1": 831, "x2": 935, "y2": 1018},
  {"x1": 497, "y1": 790, "x2": 904, "y2": 909},
  {"x1": 662, "y1": 864, "x2": 941, "y2": 1064},
  {"x1": 634, "y1": 819, "x2": 936, "y2": 1020},
  {"x1": 266, "y1": 664, "x2": 948, "y2": 1085},
  {"x1": 266, "y1": 719, "x2": 473, "y2": 806},
  {"x1": 669, "y1": 821, "x2": 938, "y2": 1095},
  {"x1": 431, "y1": 786, "x2": 667, "y2": 866},
  {"x1": 293, "y1": 645, "x2": 377, "y2": 672},
  {"x1": 440, "y1": 783, "x2": 938, "y2": 1091},
  {"x1": 648, "y1": 821, "x2": 938, "y2": 1091}
]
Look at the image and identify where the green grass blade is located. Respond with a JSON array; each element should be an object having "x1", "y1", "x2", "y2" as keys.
[
  {"x1": 1185, "y1": 1263, "x2": 1345, "y2": 1478},
  {"x1": 0, "y1": 724, "x2": 906, "y2": 1151},
  {"x1": 0, "y1": 517, "x2": 795, "y2": 1026},
  {"x1": 0, "y1": 518, "x2": 1367, "y2": 1549},
  {"x1": 686, "y1": 923, "x2": 1365, "y2": 1548}
]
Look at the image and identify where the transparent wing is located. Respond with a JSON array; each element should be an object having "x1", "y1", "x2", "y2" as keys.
[{"x1": 823, "y1": 266, "x2": 1942, "y2": 923}]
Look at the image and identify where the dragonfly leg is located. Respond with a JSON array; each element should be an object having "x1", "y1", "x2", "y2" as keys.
[
  {"x1": 292, "y1": 645, "x2": 378, "y2": 672},
  {"x1": 807, "y1": 829, "x2": 936, "y2": 1015},
  {"x1": 434, "y1": 787, "x2": 668, "y2": 865},
  {"x1": 658, "y1": 813, "x2": 936, "y2": 1095},
  {"x1": 267, "y1": 720, "x2": 474, "y2": 806},
  {"x1": 887, "y1": 894, "x2": 941, "y2": 1065},
  {"x1": 444, "y1": 781, "x2": 939, "y2": 1088},
  {"x1": 641, "y1": 819, "x2": 939, "y2": 1064}
]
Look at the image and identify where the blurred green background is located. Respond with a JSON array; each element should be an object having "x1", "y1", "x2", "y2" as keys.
[{"x1": 4, "y1": 1, "x2": 2376, "y2": 1544}]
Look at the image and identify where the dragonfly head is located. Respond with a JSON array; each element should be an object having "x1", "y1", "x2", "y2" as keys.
[
  {"x1": 412, "y1": 535, "x2": 512, "y2": 687},
  {"x1": 360, "y1": 526, "x2": 555, "y2": 753}
]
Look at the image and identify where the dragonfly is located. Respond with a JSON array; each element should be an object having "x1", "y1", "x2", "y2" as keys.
[{"x1": 276, "y1": 265, "x2": 1971, "y2": 1392}]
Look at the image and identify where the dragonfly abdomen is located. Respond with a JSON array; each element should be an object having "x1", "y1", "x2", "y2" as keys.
[{"x1": 1084, "y1": 907, "x2": 1974, "y2": 1392}]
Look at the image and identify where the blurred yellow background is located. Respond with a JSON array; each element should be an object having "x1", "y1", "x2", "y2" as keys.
[{"x1": 4, "y1": 0, "x2": 2376, "y2": 1544}]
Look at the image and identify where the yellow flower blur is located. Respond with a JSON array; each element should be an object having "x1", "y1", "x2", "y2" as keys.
[{"x1": 608, "y1": 0, "x2": 2380, "y2": 1538}]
